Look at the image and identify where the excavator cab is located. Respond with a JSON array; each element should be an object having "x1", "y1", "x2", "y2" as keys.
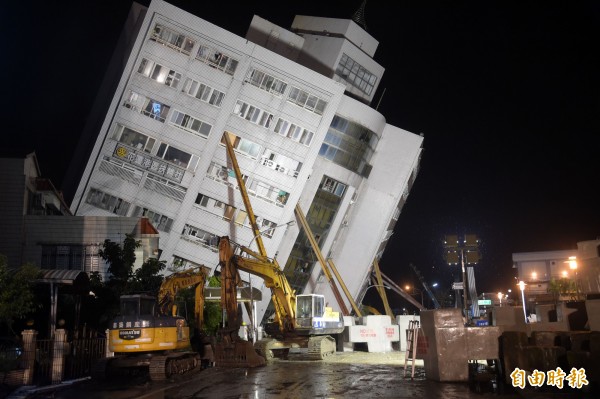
[
  {"x1": 120, "y1": 294, "x2": 156, "y2": 317},
  {"x1": 295, "y1": 294, "x2": 344, "y2": 335},
  {"x1": 296, "y1": 294, "x2": 324, "y2": 319}
]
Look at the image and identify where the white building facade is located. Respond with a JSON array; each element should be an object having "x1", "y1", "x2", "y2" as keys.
[{"x1": 70, "y1": 0, "x2": 423, "y2": 323}]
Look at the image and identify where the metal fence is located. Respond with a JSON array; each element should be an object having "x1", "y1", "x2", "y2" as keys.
[{"x1": 11, "y1": 335, "x2": 106, "y2": 386}]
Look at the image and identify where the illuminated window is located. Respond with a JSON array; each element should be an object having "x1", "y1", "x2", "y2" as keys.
[{"x1": 138, "y1": 58, "x2": 181, "y2": 88}]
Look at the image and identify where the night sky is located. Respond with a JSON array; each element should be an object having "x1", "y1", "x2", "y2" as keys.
[{"x1": 2, "y1": 1, "x2": 599, "y2": 311}]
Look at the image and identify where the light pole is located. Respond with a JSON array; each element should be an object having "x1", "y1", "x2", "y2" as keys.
[
  {"x1": 247, "y1": 220, "x2": 295, "y2": 252},
  {"x1": 518, "y1": 281, "x2": 527, "y2": 323}
]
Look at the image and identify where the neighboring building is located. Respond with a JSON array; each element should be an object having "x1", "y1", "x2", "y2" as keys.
[
  {"x1": 0, "y1": 152, "x2": 159, "y2": 280},
  {"x1": 513, "y1": 241, "x2": 600, "y2": 307},
  {"x1": 575, "y1": 239, "x2": 600, "y2": 295},
  {"x1": 69, "y1": 0, "x2": 423, "y2": 323}
]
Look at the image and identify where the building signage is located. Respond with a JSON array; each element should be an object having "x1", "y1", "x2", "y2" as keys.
[
  {"x1": 452, "y1": 282, "x2": 464, "y2": 290},
  {"x1": 113, "y1": 145, "x2": 185, "y2": 183}
]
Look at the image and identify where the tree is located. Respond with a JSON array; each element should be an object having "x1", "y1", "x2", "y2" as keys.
[
  {"x1": 0, "y1": 255, "x2": 41, "y2": 336},
  {"x1": 548, "y1": 278, "x2": 579, "y2": 302},
  {"x1": 203, "y1": 275, "x2": 223, "y2": 335},
  {"x1": 98, "y1": 233, "x2": 140, "y2": 294},
  {"x1": 129, "y1": 258, "x2": 166, "y2": 295}
]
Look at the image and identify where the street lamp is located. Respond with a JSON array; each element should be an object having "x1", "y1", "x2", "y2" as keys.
[
  {"x1": 497, "y1": 292, "x2": 503, "y2": 306},
  {"x1": 568, "y1": 256, "x2": 579, "y2": 298},
  {"x1": 518, "y1": 281, "x2": 527, "y2": 323},
  {"x1": 405, "y1": 285, "x2": 423, "y2": 307}
]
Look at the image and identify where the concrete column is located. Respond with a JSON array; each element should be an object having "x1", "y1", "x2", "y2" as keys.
[
  {"x1": 51, "y1": 329, "x2": 67, "y2": 384},
  {"x1": 21, "y1": 329, "x2": 37, "y2": 385}
]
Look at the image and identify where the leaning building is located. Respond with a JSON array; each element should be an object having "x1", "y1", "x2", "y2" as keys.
[{"x1": 70, "y1": 0, "x2": 424, "y2": 323}]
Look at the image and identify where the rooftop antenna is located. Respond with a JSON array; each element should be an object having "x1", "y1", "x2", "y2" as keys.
[{"x1": 352, "y1": 0, "x2": 368, "y2": 31}]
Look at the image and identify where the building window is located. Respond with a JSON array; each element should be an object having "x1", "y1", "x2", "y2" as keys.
[
  {"x1": 132, "y1": 206, "x2": 173, "y2": 232},
  {"x1": 86, "y1": 188, "x2": 131, "y2": 216},
  {"x1": 273, "y1": 118, "x2": 314, "y2": 146},
  {"x1": 138, "y1": 58, "x2": 181, "y2": 88},
  {"x1": 169, "y1": 110, "x2": 212, "y2": 138},
  {"x1": 156, "y1": 142, "x2": 199, "y2": 170},
  {"x1": 194, "y1": 192, "x2": 275, "y2": 231},
  {"x1": 150, "y1": 24, "x2": 195, "y2": 55},
  {"x1": 233, "y1": 100, "x2": 274, "y2": 128},
  {"x1": 246, "y1": 68, "x2": 287, "y2": 96},
  {"x1": 41, "y1": 244, "x2": 101, "y2": 271},
  {"x1": 221, "y1": 132, "x2": 262, "y2": 159},
  {"x1": 319, "y1": 115, "x2": 377, "y2": 177},
  {"x1": 320, "y1": 176, "x2": 347, "y2": 197},
  {"x1": 287, "y1": 87, "x2": 327, "y2": 115},
  {"x1": 123, "y1": 91, "x2": 171, "y2": 122},
  {"x1": 261, "y1": 149, "x2": 303, "y2": 178},
  {"x1": 206, "y1": 161, "x2": 290, "y2": 207},
  {"x1": 112, "y1": 124, "x2": 156, "y2": 153},
  {"x1": 335, "y1": 53, "x2": 377, "y2": 95},
  {"x1": 196, "y1": 43, "x2": 239, "y2": 75},
  {"x1": 181, "y1": 224, "x2": 219, "y2": 249},
  {"x1": 182, "y1": 78, "x2": 225, "y2": 107}
]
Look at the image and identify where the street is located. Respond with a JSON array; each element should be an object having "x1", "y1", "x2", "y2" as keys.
[{"x1": 18, "y1": 351, "x2": 530, "y2": 399}]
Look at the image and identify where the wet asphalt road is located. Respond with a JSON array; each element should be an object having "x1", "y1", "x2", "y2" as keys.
[{"x1": 25, "y1": 352, "x2": 529, "y2": 399}]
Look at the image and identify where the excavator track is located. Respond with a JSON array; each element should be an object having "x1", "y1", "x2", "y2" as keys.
[
  {"x1": 307, "y1": 336, "x2": 336, "y2": 360},
  {"x1": 149, "y1": 352, "x2": 200, "y2": 381}
]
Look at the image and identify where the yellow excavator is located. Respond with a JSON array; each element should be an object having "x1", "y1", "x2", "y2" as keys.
[
  {"x1": 93, "y1": 267, "x2": 208, "y2": 381},
  {"x1": 214, "y1": 133, "x2": 345, "y2": 364}
]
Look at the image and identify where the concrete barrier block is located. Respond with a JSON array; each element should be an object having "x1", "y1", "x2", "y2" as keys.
[
  {"x1": 522, "y1": 346, "x2": 567, "y2": 372},
  {"x1": 585, "y1": 299, "x2": 600, "y2": 331},
  {"x1": 466, "y1": 327, "x2": 500, "y2": 359},
  {"x1": 590, "y1": 331, "x2": 600, "y2": 354},
  {"x1": 361, "y1": 315, "x2": 393, "y2": 327},
  {"x1": 570, "y1": 331, "x2": 590, "y2": 351},
  {"x1": 347, "y1": 324, "x2": 399, "y2": 352},
  {"x1": 500, "y1": 331, "x2": 529, "y2": 385},
  {"x1": 367, "y1": 341, "x2": 393, "y2": 353},
  {"x1": 421, "y1": 308, "x2": 463, "y2": 328}
]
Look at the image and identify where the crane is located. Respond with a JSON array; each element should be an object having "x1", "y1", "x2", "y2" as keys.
[{"x1": 409, "y1": 263, "x2": 441, "y2": 309}]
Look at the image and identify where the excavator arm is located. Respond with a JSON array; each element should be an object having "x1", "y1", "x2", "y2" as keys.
[
  {"x1": 219, "y1": 236, "x2": 296, "y2": 333},
  {"x1": 157, "y1": 268, "x2": 208, "y2": 330}
]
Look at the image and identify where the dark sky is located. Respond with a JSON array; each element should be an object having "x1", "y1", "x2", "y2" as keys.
[{"x1": 2, "y1": 1, "x2": 599, "y2": 310}]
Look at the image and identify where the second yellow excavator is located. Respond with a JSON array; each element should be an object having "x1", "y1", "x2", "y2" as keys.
[{"x1": 214, "y1": 133, "x2": 344, "y2": 364}]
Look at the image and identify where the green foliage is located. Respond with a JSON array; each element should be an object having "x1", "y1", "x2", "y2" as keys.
[
  {"x1": 99, "y1": 234, "x2": 140, "y2": 291},
  {"x1": 548, "y1": 278, "x2": 579, "y2": 301},
  {"x1": 0, "y1": 255, "x2": 42, "y2": 336},
  {"x1": 203, "y1": 275, "x2": 222, "y2": 335},
  {"x1": 129, "y1": 258, "x2": 166, "y2": 296}
]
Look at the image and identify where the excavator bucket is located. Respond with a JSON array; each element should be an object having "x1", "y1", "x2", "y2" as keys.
[{"x1": 214, "y1": 339, "x2": 266, "y2": 368}]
